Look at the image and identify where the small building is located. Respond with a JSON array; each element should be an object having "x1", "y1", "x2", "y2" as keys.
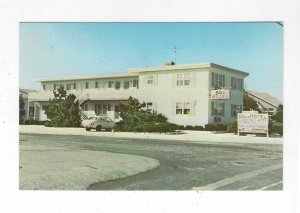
[
  {"x1": 26, "y1": 62, "x2": 249, "y2": 126},
  {"x1": 245, "y1": 90, "x2": 282, "y2": 115},
  {"x1": 19, "y1": 89, "x2": 37, "y2": 123}
]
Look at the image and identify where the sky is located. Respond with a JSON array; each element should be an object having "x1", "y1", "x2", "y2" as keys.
[{"x1": 19, "y1": 22, "x2": 283, "y2": 101}]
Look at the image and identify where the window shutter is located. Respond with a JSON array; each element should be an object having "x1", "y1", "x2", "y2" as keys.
[{"x1": 191, "y1": 72, "x2": 196, "y2": 87}]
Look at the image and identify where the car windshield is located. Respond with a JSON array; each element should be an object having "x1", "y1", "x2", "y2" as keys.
[{"x1": 88, "y1": 117, "x2": 97, "y2": 120}]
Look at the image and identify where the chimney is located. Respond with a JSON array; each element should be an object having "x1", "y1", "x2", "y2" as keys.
[{"x1": 165, "y1": 61, "x2": 176, "y2": 66}]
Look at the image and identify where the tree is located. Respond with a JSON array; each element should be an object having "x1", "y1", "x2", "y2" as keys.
[
  {"x1": 19, "y1": 94, "x2": 25, "y2": 124},
  {"x1": 243, "y1": 93, "x2": 261, "y2": 112},
  {"x1": 272, "y1": 104, "x2": 283, "y2": 123},
  {"x1": 116, "y1": 96, "x2": 174, "y2": 132},
  {"x1": 45, "y1": 87, "x2": 81, "y2": 127}
]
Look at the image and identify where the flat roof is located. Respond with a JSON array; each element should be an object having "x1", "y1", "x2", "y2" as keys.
[
  {"x1": 37, "y1": 72, "x2": 138, "y2": 82},
  {"x1": 128, "y1": 62, "x2": 249, "y2": 76},
  {"x1": 37, "y1": 62, "x2": 249, "y2": 82}
]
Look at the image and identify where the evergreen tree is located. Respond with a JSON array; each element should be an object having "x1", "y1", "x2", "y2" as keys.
[
  {"x1": 272, "y1": 104, "x2": 283, "y2": 123},
  {"x1": 45, "y1": 87, "x2": 81, "y2": 127},
  {"x1": 243, "y1": 93, "x2": 261, "y2": 112},
  {"x1": 19, "y1": 94, "x2": 25, "y2": 124}
]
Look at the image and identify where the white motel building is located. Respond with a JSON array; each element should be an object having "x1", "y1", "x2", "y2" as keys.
[{"x1": 25, "y1": 62, "x2": 249, "y2": 126}]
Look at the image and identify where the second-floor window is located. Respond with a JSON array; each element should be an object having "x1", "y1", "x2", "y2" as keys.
[
  {"x1": 115, "y1": 81, "x2": 121, "y2": 90},
  {"x1": 147, "y1": 75, "x2": 153, "y2": 84},
  {"x1": 95, "y1": 81, "x2": 98, "y2": 88},
  {"x1": 43, "y1": 84, "x2": 46, "y2": 91},
  {"x1": 108, "y1": 81, "x2": 113, "y2": 88},
  {"x1": 74, "y1": 83, "x2": 76, "y2": 89},
  {"x1": 85, "y1": 82, "x2": 89, "y2": 89},
  {"x1": 212, "y1": 72, "x2": 225, "y2": 88},
  {"x1": 231, "y1": 77, "x2": 243, "y2": 90},
  {"x1": 133, "y1": 79, "x2": 139, "y2": 88},
  {"x1": 124, "y1": 81, "x2": 130, "y2": 89},
  {"x1": 177, "y1": 73, "x2": 191, "y2": 86},
  {"x1": 66, "y1": 83, "x2": 71, "y2": 91}
]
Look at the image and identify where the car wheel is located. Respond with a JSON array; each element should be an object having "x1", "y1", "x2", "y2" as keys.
[
  {"x1": 86, "y1": 128, "x2": 91, "y2": 131},
  {"x1": 96, "y1": 125, "x2": 102, "y2": 131}
]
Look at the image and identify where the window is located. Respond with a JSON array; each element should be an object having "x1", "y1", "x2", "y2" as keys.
[
  {"x1": 108, "y1": 104, "x2": 112, "y2": 111},
  {"x1": 183, "y1": 103, "x2": 191, "y2": 114},
  {"x1": 211, "y1": 102, "x2": 225, "y2": 116},
  {"x1": 147, "y1": 75, "x2": 153, "y2": 84},
  {"x1": 54, "y1": 84, "x2": 58, "y2": 90},
  {"x1": 103, "y1": 104, "x2": 108, "y2": 114},
  {"x1": 95, "y1": 104, "x2": 103, "y2": 115},
  {"x1": 176, "y1": 102, "x2": 191, "y2": 115},
  {"x1": 212, "y1": 72, "x2": 225, "y2": 88},
  {"x1": 124, "y1": 81, "x2": 130, "y2": 89},
  {"x1": 108, "y1": 81, "x2": 113, "y2": 88},
  {"x1": 59, "y1": 84, "x2": 64, "y2": 89},
  {"x1": 231, "y1": 77, "x2": 243, "y2": 90},
  {"x1": 85, "y1": 82, "x2": 89, "y2": 89},
  {"x1": 177, "y1": 74, "x2": 183, "y2": 86},
  {"x1": 176, "y1": 103, "x2": 183, "y2": 114},
  {"x1": 115, "y1": 81, "x2": 121, "y2": 90},
  {"x1": 84, "y1": 104, "x2": 88, "y2": 111},
  {"x1": 66, "y1": 83, "x2": 71, "y2": 91},
  {"x1": 231, "y1": 104, "x2": 242, "y2": 116},
  {"x1": 177, "y1": 73, "x2": 191, "y2": 86},
  {"x1": 43, "y1": 84, "x2": 46, "y2": 91},
  {"x1": 95, "y1": 81, "x2": 98, "y2": 88},
  {"x1": 133, "y1": 79, "x2": 139, "y2": 88},
  {"x1": 184, "y1": 73, "x2": 191, "y2": 86},
  {"x1": 73, "y1": 83, "x2": 76, "y2": 89}
]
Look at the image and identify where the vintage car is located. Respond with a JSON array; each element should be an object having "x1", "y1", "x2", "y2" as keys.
[{"x1": 82, "y1": 116, "x2": 115, "y2": 131}]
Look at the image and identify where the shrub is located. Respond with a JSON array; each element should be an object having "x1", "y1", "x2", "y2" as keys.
[
  {"x1": 194, "y1": 125, "x2": 204, "y2": 131},
  {"x1": 185, "y1": 125, "x2": 194, "y2": 130},
  {"x1": 205, "y1": 124, "x2": 228, "y2": 131},
  {"x1": 228, "y1": 120, "x2": 238, "y2": 133},
  {"x1": 24, "y1": 120, "x2": 46, "y2": 125},
  {"x1": 269, "y1": 122, "x2": 283, "y2": 136},
  {"x1": 205, "y1": 124, "x2": 215, "y2": 131}
]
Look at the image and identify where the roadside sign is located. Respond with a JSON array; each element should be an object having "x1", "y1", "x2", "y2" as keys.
[{"x1": 237, "y1": 112, "x2": 269, "y2": 136}]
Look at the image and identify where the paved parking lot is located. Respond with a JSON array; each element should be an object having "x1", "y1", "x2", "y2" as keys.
[{"x1": 20, "y1": 133, "x2": 283, "y2": 190}]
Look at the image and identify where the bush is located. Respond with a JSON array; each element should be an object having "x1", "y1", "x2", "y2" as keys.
[
  {"x1": 194, "y1": 125, "x2": 204, "y2": 131},
  {"x1": 185, "y1": 125, "x2": 194, "y2": 130},
  {"x1": 205, "y1": 124, "x2": 228, "y2": 131},
  {"x1": 269, "y1": 122, "x2": 283, "y2": 136},
  {"x1": 115, "y1": 121, "x2": 176, "y2": 133},
  {"x1": 24, "y1": 120, "x2": 46, "y2": 125},
  {"x1": 228, "y1": 120, "x2": 238, "y2": 133}
]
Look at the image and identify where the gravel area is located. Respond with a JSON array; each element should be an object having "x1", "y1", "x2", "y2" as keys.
[
  {"x1": 20, "y1": 125, "x2": 283, "y2": 145},
  {"x1": 19, "y1": 140, "x2": 160, "y2": 190}
]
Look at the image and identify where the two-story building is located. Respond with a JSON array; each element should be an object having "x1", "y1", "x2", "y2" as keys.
[{"x1": 26, "y1": 62, "x2": 249, "y2": 126}]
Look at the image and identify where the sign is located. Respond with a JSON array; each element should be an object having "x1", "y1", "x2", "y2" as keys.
[
  {"x1": 210, "y1": 89, "x2": 230, "y2": 100},
  {"x1": 237, "y1": 112, "x2": 269, "y2": 134}
]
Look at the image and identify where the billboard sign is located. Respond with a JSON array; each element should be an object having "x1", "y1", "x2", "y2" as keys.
[
  {"x1": 237, "y1": 112, "x2": 268, "y2": 134},
  {"x1": 210, "y1": 89, "x2": 230, "y2": 100}
]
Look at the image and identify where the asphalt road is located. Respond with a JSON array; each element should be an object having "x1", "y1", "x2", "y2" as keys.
[{"x1": 19, "y1": 133, "x2": 283, "y2": 190}]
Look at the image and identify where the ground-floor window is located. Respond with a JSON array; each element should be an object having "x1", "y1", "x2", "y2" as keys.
[
  {"x1": 176, "y1": 102, "x2": 191, "y2": 115},
  {"x1": 94, "y1": 103, "x2": 114, "y2": 115},
  {"x1": 211, "y1": 102, "x2": 225, "y2": 116},
  {"x1": 231, "y1": 104, "x2": 242, "y2": 116}
]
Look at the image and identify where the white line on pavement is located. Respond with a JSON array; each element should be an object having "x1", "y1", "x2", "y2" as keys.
[
  {"x1": 255, "y1": 181, "x2": 283, "y2": 191},
  {"x1": 192, "y1": 164, "x2": 282, "y2": 190}
]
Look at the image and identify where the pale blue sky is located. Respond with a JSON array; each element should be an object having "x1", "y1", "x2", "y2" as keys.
[{"x1": 20, "y1": 22, "x2": 283, "y2": 101}]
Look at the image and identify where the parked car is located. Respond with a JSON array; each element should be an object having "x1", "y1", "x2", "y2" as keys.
[{"x1": 82, "y1": 116, "x2": 115, "y2": 131}]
